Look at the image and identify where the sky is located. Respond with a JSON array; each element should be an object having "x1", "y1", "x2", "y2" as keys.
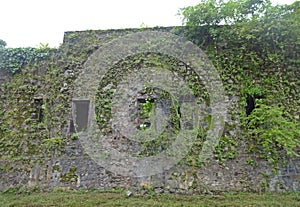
[{"x1": 0, "y1": 0, "x2": 297, "y2": 48}]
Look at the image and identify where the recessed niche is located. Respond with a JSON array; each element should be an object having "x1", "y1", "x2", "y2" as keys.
[
  {"x1": 136, "y1": 97, "x2": 156, "y2": 130},
  {"x1": 245, "y1": 96, "x2": 255, "y2": 116},
  {"x1": 137, "y1": 97, "x2": 156, "y2": 103},
  {"x1": 33, "y1": 97, "x2": 43, "y2": 123},
  {"x1": 72, "y1": 99, "x2": 90, "y2": 132},
  {"x1": 245, "y1": 93, "x2": 264, "y2": 116},
  {"x1": 69, "y1": 119, "x2": 75, "y2": 134}
]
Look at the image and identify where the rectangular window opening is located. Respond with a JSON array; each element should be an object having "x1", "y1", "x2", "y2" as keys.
[
  {"x1": 34, "y1": 97, "x2": 43, "y2": 123},
  {"x1": 72, "y1": 99, "x2": 90, "y2": 132}
]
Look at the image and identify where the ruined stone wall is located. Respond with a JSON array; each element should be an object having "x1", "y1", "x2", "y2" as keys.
[{"x1": 0, "y1": 27, "x2": 299, "y2": 193}]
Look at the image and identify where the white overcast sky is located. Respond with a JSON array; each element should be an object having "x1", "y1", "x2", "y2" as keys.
[{"x1": 0, "y1": 0, "x2": 296, "y2": 48}]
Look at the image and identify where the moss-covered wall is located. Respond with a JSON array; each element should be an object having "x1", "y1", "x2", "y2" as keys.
[
  {"x1": 0, "y1": 26, "x2": 299, "y2": 193},
  {"x1": 0, "y1": 70, "x2": 11, "y2": 89}
]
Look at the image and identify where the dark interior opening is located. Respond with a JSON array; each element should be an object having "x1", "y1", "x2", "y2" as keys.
[
  {"x1": 34, "y1": 97, "x2": 43, "y2": 122},
  {"x1": 69, "y1": 119, "x2": 75, "y2": 134},
  {"x1": 245, "y1": 96, "x2": 255, "y2": 116},
  {"x1": 137, "y1": 98, "x2": 156, "y2": 104}
]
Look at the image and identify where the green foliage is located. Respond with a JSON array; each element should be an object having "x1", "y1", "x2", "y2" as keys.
[
  {"x1": 0, "y1": 4, "x2": 299, "y2": 191},
  {"x1": 180, "y1": 0, "x2": 271, "y2": 26},
  {"x1": 214, "y1": 136, "x2": 238, "y2": 162},
  {"x1": 0, "y1": 191, "x2": 300, "y2": 207},
  {"x1": 137, "y1": 88, "x2": 182, "y2": 156},
  {"x1": 241, "y1": 79, "x2": 263, "y2": 97},
  {"x1": 60, "y1": 166, "x2": 78, "y2": 183},
  {"x1": 180, "y1": 0, "x2": 300, "y2": 63},
  {"x1": 42, "y1": 137, "x2": 64, "y2": 152},
  {"x1": 185, "y1": 128, "x2": 207, "y2": 167},
  {"x1": 180, "y1": 0, "x2": 300, "y2": 167},
  {"x1": 139, "y1": 98, "x2": 155, "y2": 120},
  {"x1": 0, "y1": 51, "x2": 71, "y2": 161},
  {"x1": 0, "y1": 39, "x2": 6, "y2": 48},
  {"x1": 0, "y1": 46, "x2": 54, "y2": 73},
  {"x1": 243, "y1": 101, "x2": 300, "y2": 166}
]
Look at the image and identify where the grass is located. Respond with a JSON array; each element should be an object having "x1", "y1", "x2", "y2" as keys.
[{"x1": 0, "y1": 190, "x2": 300, "y2": 207}]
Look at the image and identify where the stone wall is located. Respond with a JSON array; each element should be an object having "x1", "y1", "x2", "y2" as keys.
[
  {"x1": 0, "y1": 27, "x2": 299, "y2": 193},
  {"x1": 1, "y1": 138, "x2": 298, "y2": 192}
]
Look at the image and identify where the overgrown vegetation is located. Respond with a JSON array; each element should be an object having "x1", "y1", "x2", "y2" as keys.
[
  {"x1": 179, "y1": 0, "x2": 300, "y2": 167},
  {"x1": 95, "y1": 52, "x2": 208, "y2": 157},
  {"x1": 0, "y1": 41, "x2": 55, "y2": 74},
  {"x1": 0, "y1": 48, "x2": 72, "y2": 163},
  {"x1": 0, "y1": 0, "x2": 299, "y2": 193},
  {"x1": 243, "y1": 102, "x2": 300, "y2": 167}
]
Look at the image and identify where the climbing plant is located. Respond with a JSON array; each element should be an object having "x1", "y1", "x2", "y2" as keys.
[
  {"x1": 179, "y1": 0, "x2": 300, "y2": 166},
  {"x1": 0, "y1": 43, "x2": 54, "y2": 74},
  {"x1": 0, "y1": 48, "x2": 72, "y2": 161},
  {"x1": 243, "y1": 100, "x2": 300, "y2": 167},
  {"x1": 0, "y1": 1, "x2": 299, "y2": 185}
]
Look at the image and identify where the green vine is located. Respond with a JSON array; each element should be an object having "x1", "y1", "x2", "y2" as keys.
[
  {"x1": 180, "y1": 0, "x2": 300, "y2": 168},
  {"x1": 0, "y1": 45, "x2": 54, "y2": 74},
  {"x1": 243, "y1": 100, "x2": 300, "y2": 167}
]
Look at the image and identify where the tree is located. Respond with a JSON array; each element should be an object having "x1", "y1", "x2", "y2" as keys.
[
  {"x1": 0, "y1": 39, "x2": 6, "y2": 48},
  {"x1": 180, "y1": 0, "x2": 272, "y2": 26},
  {"x1": 179, "y1": 0, "x2": 300, "y2": 69}
]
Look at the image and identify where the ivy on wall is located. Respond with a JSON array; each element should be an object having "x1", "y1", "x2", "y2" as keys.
[
  {"x1": 0, "y1": 1, "x2": 299, "y2": 186},
  {"x1": 0, "y1": 49, "x2": 71, "y2": 163},
  {"x1": 243, "y1": 101, "x2": 300, "y2": 167},
  {"x1": 0, "y1": 43, "x2": 54, "y2": 74},
  {"x1": 179, "y1": 0, "x2": 300, "y2": 167}
]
